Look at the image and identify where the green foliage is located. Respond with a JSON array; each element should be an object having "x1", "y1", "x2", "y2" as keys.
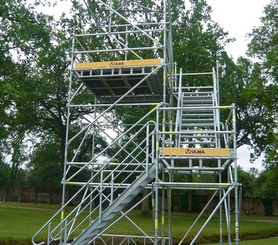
[
  {"x1": 263, "y1": 133, "x2": 278, "y2": 167},
  {"x1": 256, "y1": 165, "x2": 278, "y2": 200},
  {"x1": 255, "y1": 165, "x2": 278, "y2": 215},
  {"x1": 0, "y1": 0, "x2": 276, "y2": 192},
  {"x1": 247, "y1": 1, "x2": 278, "y2": 82},
  {"x1": 0, "y1": 0, "x2": 52, "y2": 184},
  {"x1": 237, "y1": 167, "x2": 256, "y2": 198},
  {"x1": 233, "y1": 58, "x2": 276, "y2": 160},
  {"x1": 0, "y1": 0, "x2": 107, "y2": 188},
  {"x1": 0, "y1": 161, "x2": 9, "y2": 186},
  {"x1": 26, "y1": 142, "x2": 61, "y2": 189},
  {"x1": 173, "y1": 0, "x2": 233, "y2": 74},
  {"x1": 246, "y1": 1, "x2": 277, "y2": 163},
  {"x1": 233, "y1": 165, "x2": 278, "y2": 216}
]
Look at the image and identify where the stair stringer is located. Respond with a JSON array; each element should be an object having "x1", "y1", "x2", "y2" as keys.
[{"x1": 71, "y1": 163, "x2": 157, "y2": 245}]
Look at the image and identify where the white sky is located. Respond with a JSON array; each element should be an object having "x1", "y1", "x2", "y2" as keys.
[
  {"x1": 34, "y1": 0, "x2": 269, "y2": 172},
  {"x1": 207, "y1": 0, "x2": 269, "y2": 60}
]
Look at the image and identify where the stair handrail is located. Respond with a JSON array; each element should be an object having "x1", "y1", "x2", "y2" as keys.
[
  {"x1": 213, "y1": 66, "x2": 221, "y2": 147},
  {"x1": 61, "y1": 131, "x2": 155, "y2": 240},
  {"x1": 32, "y1": 119, "x2": 157, "y2": 245},
  {"x1": 175, "y1": 68, "x2": 182, "y2": 145},
  {"x1": 65, "y1": 103, "x2": 162, "y2": 183},
  {"x1": 33, "y1": 125, "x2": 155, "y2": 243},
  {"x1": 64, "y1": 122, "x2": 157, "y2": 239}
]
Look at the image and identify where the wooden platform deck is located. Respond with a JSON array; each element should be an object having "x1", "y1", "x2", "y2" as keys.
[{"x1": 75, "y1": 59, "x2": 164, "y2": 103}]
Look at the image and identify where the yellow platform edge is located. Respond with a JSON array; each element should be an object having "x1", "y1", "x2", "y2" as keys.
[
  {"x1": 75, "y1": 58, "x2": 162, "y2": 70},
  {"x1": 162, "y1": 147, "x2": 230, "y2": 157}
]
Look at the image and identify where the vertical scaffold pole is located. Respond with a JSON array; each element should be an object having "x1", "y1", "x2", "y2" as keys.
[
  {"x1": 60, "y1": 35, "x2": 76, "y2": 242},
  {"x1": 233, "y1": 105, "x2": 240, "y2": 244},
  {"x1": 155, "y1": 108, "x2": 160, "y2": 244}
]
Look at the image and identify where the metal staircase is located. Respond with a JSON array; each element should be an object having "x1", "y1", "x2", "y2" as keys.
[
  {"x1": 157, "y1": 70, "x2": 239, "y2": 244},
  {"x1": 72, "y1": 163, "x2": 156, "y2": 245},
  {"x1": 178, "y1": 88, "x2": 216, "y2": 148},
  {"x1": 32, "y1": 119, "x2": 158, "y2": 244}
]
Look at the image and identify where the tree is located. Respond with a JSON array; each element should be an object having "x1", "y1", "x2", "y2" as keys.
[
  {"x1": 237, "y1": 167, "x2": 256, "y2": 198},
  {"x1": 26, "y1": 141, "x2": 61, "y2": 189},
  {"x1": 173, "y1": 0, "x2": 233, "y2": 74},
  {"x1": 0, "y1": 0, "x2": 276, "y2": 202},
  {"x1": 247, "y1": 0, "x2": 277, "y2": 83},
  {"x1": 263, "y1": 137, "x2": 278, "y2": 167},
  {"x1": 0, "y1": 160, "x2": 9, "y2": 186},
  {"x1": 246, "y1": 0, "x2": 277, "y2": 164},
  {"x1": 233, "y1": 57, "x2": 275, "y2": 161},
  {"x1": 215, "y1": 1, "x2": 277, "y2": 162},
  {"x1": 0, "y1": 0, "x2": 51, "y2": 184},
  {"x1": 1, "y1": 0, "x2": 108, "y2": 183},
  {"x1": 255, "y1": 164, "x2": 278, "y2": 216}
]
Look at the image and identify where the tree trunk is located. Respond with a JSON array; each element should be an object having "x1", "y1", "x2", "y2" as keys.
[
  {"x1": 262, "y1": 198, "x2": 274, "y2": 216},
  {"x1": 187, "y1": 175, "x2": 193, "y2": 213},
  {"x1": 59, "y1": 124, "x2": 67, "y2": 174},
  {"x1": 141, "y1": 189, "x2": 150, "y2": 215}
]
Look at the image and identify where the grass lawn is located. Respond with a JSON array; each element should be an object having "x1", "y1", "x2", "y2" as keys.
[
  {"x1": 0, "y1": 201, "x2": 277, "y2": 244},
  {"x1": 205, "y1": 237, "x2": 278, "y2": 245},
  {"x1": 0, "y1": 202, "x2": 59, "y2": 244}
]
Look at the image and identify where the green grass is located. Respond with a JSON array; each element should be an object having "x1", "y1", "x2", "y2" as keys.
[
  {"x1": 205, "y1": 237, "x2": 278, "y2": 245},
  {"x1": 0, "y1": 204, "x2": 55, "y2": 244},
  {"x1": 0, "y1": 201, "x2": 277, "y2": 244}
]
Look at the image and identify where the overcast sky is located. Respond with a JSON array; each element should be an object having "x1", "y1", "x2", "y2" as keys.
[{"x1": 206, "y1": 0, "x2": 269, "y2": 60}]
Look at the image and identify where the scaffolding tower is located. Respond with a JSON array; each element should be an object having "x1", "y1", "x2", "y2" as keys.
[{"x1": 32, "y1": 0, "x2": 240, "y2": 244}]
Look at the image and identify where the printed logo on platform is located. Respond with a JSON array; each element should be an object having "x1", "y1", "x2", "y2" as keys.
[
  {"x1": 110, "y1": 61, "x2": 124, "y2": 67},
  {"x1": 184, "y1": 149, "x2": 205, "y2": 154}
]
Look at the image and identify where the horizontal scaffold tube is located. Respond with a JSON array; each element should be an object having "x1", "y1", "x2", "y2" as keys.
[
  {"x1": 158, "y1": 182, "x2": 231, "y2": 189},
  {"x1": 74, "y1": 28, "x2": 164, "y2": 37},
  {"x1": 74, "y1": 46, "x2": 162, "y2": 54},
  {"x1": 158, "y1": 130, "x2": 234, "y2": 134},
  {"x1": 69, "y1": 102, "x2": 160, "y2": 107},
  {"x1": 158, "y1": 105, "x2": 235, "y2": 110}
]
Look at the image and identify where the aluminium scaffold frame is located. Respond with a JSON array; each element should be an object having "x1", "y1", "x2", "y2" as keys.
[{"x1": 32, "y1": 1, "x2": 241, "y2": 244}]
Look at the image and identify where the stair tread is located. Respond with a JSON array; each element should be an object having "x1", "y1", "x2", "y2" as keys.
[
  {"x1": 182, "y1": 114, "x2": 214, "y2": 118},
  {"x1": 181, "y1": 118, "x2": 214, "y2": 122},
  {"x1": 182, "y1": 123, "x2": 215, "y2": 126},
  {"x1": 181, "y1": 108, "x2": 214, "y2": 110},
  {"x1": 183, "y1": 91, "x2": 213, "y2": 95},
  {"x1": 182, "y1": 104, "x2": 213, "y2": 107},
  {"x1": 183, "y1": 98, "x2": 213, "y2": 102},
  {"x1": 182, "y1": 134, "x2": 215, "y2": 137}
]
